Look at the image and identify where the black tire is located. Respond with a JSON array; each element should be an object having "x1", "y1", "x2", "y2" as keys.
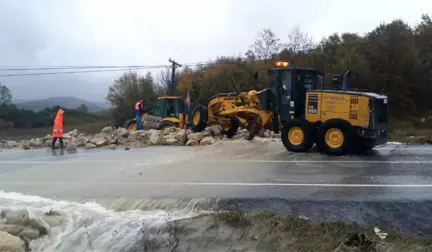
[
  {"x1": 272, "y1": 113, "x2": 280, "y2": 134},
  {"x1": 281, "y1": 118, "x2": 315, "y2": 152},
  {"x1": 157, "y1": 121, "x2": 176, "y2": 130},
  {"x1": 124, "y1": 119, "x2": 137, "y2": 130},
  {"x1": 222, "y1": 116, "x2": 239, "y2": 138},
  {"x1": 190, "y1": 104, "x2": 208, "y2": 132},
  {"x1": 316, "y1": 119, "x2": 354, "y2": 155}
]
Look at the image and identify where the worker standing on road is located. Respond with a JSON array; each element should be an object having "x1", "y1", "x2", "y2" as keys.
[
  {"x1": 135, "y1": 100, "x2": 144, "y2": 130},
  {"x1": 52, "y1": 108, "x2": 64, "y2": 149}
]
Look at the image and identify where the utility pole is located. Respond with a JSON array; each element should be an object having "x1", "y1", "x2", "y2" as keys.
[{"x1": 168, "y1": 58, "x2": 182, "y2": 96}]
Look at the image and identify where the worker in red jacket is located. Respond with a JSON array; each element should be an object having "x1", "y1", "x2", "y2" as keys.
[
  {"x1": 135, "y1": 100, "x2": 144, "y2": 130},
  {"x1": 52, "y1": 108, "x2": 64, "y2": 149}
]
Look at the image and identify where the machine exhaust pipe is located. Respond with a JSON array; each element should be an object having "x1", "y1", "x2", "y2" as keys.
[{"x1": 342, "y1": 70, "x2": 352, "y2": 91}]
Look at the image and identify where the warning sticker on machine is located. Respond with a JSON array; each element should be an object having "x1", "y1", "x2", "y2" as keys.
[{"x1": 307, "y1": 94, "x2": 318, "y2": 114}]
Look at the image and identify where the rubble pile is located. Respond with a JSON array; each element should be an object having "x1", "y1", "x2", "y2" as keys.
[
  {"x1": 0, "y1": 209, "x2": 66, "y2": 252},
  {"x1": 0, "y1": 125, "x2": 280, "y2": 150}
]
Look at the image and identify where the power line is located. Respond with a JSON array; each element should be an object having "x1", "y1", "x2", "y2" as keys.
[
  {"x1": 0, "y1": 66, "x2": 168, "y2": 77},
  {"x1": 1, "y1": 33, "x2": 430, "y2": 77},
  {"x1": 0, "y1": 64, "x2": 169, "y2": 71}
]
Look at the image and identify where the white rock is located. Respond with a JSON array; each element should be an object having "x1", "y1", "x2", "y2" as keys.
[
  {"x1": 186, "y1": 140, "x2": 198, "y2": 146},
  {"x1": 20, "y1": 226, "x2": 40, "y2": 240},
  {"x1": 149, "y1": 130, "x2": 161, "y2": 145},
  {"x1": 188, "y1": 132, "x2": 204, "y2": 142},
  {"x1": 165, "y1": 138, "x2": 179, "y2": 145},
  {"x1": 168, "y1": 132, "x2": 177, "y2": 139},
  {"x1": 96, "y1": 138, "x2": 108, "y2": 146},
  {"x1": 6, "y1": 210, "x2": 30, "y2": 226},
  {"x1": 101, "y1": 126, "x2": 113, "y2": 134},
  {"x1": 42, "y1": 211, "x2": 66, "y2": 227},
  {"x1": 0, "y1": 225, "x2": 24, "y2": 236},
  {"x1": 162, "y1": 127, "x2": 171, "y2": 135},
  {"x1": 6, "y1": 141, "x2": 18, "y2": 148},
  {"x1": 66, "y1": 129, "x2": 79, "y2": 138},
  {"x1": 115, "y1": 127, "x2": 129, "y2": 137},
  {"x1": 90, "y1": 137, "x2": 108, "y2": 147},
  {"x1": 200, "y1": 136, "x2": 215, "y2": 145},
  {"x1": 22, "y1": 142, "x2": 31, "y2": 150},
  {"x1": 108, "y1": 135, "x2": 119, "y2": 144},
  {"x1": 0, "y1": 231, "x2": 26, "y2": 252},
  {"x1": 29, "y1": 216, "x2": 50, "y2": 235},
  {"x1": 29, "y1": 138, "x2": 44, "y2": 148},
  {"x1": 202, "y1": 130, "x2": 211, "y2": 137},
  {"x1": 1, "y1": 209, "x2": 10, "y2": 218},
  {"x1": 129, "y1": 130, "x2": 141, "y2": 136},
  {"x1": 77, "y1": 138, "x2": 87, "y2": 147},
  {"x1": 263, "y1": 131, "x2": 271, "y2": 138},
  {"x1": 175, "y1": 130, "x2": 186, "y2": 141},
  {"x1": 210, "y1": 125, "x2": 222, "y2": 135},
  {"x1": 43, "y1": 134, "x2": 52, "y2": 140},
  {"x1": 127, "y1": 134, "x2": 139, "y2": 142},
  {"x1": 84, "y1": 143, "x2": 96, "y2": 149},
  {"x1": 44, "y1": 140, "x2": 52, "y2": 147},
  {"x1": 65, "y1": 142, "x2": 77, "y2": 151}
]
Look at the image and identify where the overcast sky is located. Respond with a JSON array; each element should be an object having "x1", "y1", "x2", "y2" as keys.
[{"x1": 0, "y1": 0, "x2": 430, "y2": 102}]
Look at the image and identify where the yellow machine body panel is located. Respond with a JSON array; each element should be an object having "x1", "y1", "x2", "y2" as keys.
[
  {"x1": 206, "y1": 94, "x2": 250, "y2": 128},
  {"x1": 305, "y1": 91, "x2": 370, "y2": 128},
  {"x1": 162, "y1": 116, "x2": 181, "y2": 124}
]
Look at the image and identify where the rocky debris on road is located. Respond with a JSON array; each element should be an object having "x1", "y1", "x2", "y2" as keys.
[
  {"x1": 0, "y1": 208, "x2": 66, "y2": 251},
  {"x1": 65, "y1": 141, "x2": 77, "y2": 151},
  {"x1": 1, "y1": 124, "x2": 283, "y2": 150}
]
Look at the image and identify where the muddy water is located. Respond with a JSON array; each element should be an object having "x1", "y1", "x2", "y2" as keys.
[{"x1": 0, "y1": 191, "x2": 205, "y2": 252}]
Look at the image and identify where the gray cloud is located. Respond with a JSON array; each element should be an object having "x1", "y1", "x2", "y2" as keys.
[{"x1": 0, "y1": 0, "x2": 430, "y2": 101}]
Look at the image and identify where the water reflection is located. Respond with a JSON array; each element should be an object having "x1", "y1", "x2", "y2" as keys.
[{"x1": 51, "y1": 148, "x2": 65, "y2": 156}]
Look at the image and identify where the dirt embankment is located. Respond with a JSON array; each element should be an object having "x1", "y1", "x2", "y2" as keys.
[{"x1": 136, "y1": 212, "x2": 432, "y2": 252}]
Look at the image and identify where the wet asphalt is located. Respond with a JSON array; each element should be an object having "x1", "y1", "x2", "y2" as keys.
[{"x1": 1, "y1": 139, "x2": 432, "y2": 235}]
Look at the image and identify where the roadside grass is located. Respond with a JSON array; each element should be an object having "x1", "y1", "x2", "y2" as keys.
[
  {"x1": 214, "y1": 211, "x2": 432, "y2": 252},
  {"x1": 0, "y1": 120, "x2": 112, "y2": 140}
]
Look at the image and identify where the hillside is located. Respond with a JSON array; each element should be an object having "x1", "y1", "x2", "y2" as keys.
[{"x1": 16, "y1": 96, "x2": 108, "y2": 113}]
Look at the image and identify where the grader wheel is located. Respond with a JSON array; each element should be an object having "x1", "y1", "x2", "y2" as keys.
[
  {"x1": 190, "y1": 104, "x2": 208, "y2": 132},
  {"x1": 246, "y1": 117, "x2": 260, "y2": 140},
  {"x1": 221, "y1": 116, "x2": 239, "y2": 138},
  {"x1": 281, "y1": 118, "x2": 315, "y2": 152}
]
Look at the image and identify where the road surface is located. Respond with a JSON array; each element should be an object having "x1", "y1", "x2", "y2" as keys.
[{"x1": 1, "y1": 139, "x2": 432, "y2": 234}]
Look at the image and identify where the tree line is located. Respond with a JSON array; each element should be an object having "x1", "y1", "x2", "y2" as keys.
[
  {"x1": 107, "y1": 15, "x2": 432, "y2": 124},
  {"x1": 0, "y1": 83, "x2": 106, "y2": 129}
]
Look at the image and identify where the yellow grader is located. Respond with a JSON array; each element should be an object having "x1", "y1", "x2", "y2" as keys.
[
  {"x1": 190, "y1": 77, "x2": 276, "y2": 140},
  {"x1": 192, "y1": 61, "x2": 389, "y2": 155}
]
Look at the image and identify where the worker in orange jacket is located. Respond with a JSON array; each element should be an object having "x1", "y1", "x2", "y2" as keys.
[
  {"x1": 52, "y1": 108, "x2": 64, "y2": 149},
  {"x1": 135, "y1": 100, "x2": 144, "y2": 130}
]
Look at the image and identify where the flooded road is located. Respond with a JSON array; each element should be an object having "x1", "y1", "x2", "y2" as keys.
[
  {"x1": 1, "y1": 141, "x2": 432, "y2": 200},
  {"x1": 1, "y1": 140, "x2": 432, "y2": 235}
]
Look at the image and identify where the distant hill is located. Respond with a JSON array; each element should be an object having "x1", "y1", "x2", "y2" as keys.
[{"x1": 16, "y1": 96, "x2": 108, "y2": 113}]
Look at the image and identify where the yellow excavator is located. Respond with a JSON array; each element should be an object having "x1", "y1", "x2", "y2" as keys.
[{"x1": 124, "y1": 96, "x2": 186, "y2": 130}]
